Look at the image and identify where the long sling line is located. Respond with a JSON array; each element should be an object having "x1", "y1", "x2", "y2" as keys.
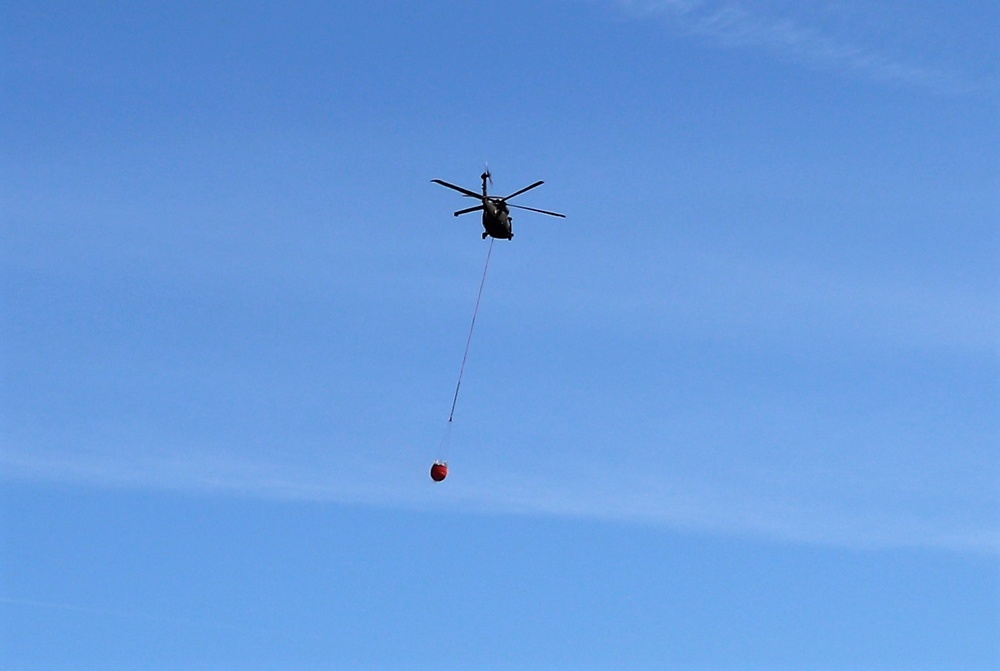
[{"x1": 448, "y1": 238, "x2": 495, "y2": 423}]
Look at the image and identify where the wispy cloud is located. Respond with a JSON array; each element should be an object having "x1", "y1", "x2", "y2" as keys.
[
  {"x1": 612, "y1": 1, "x2": 998, "y2": 95},
  {"x1": 3, "y1": 442, "x2": 996, "y2": 554},
  {"x1": 0, "y1": 595, "x2": 310, "y2": 640}
]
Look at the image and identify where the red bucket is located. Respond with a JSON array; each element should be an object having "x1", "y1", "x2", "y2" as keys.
[{"x1": 430, "y1": 461, "x2": 448, "y2": 482}]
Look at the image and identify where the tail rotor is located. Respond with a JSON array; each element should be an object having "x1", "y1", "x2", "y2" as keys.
[{"x1": 481, "y1": 163, "x2": 492, "y2": 195}]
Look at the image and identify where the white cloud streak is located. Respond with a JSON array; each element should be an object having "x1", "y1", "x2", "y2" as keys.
[
  {"x1": 3, "y1": 443, "x2": 996, "y2": 554},
  {"x1": 612, "y1": 1, "x2": 997, "y2": 95}
]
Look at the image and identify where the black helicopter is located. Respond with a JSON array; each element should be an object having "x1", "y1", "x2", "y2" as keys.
[{"x1": 432, "y1": 170, "x2": 565, "y2": 240}]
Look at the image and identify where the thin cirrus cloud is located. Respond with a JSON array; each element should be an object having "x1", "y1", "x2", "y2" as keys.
[
  {"x1": 4, "y1": 443, "x2": 996, "y2": 554},
  {"x1": 611, "y1": 0, "x2": 997, "y2": 95}
]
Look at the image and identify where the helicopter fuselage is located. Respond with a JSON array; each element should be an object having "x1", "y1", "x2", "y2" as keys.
[{"x1": 481, "y1": 199, "x2": 513, "y2": 240}]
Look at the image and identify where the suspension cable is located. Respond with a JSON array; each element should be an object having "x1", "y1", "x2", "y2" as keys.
[{"x1": 448, "y1": 238, "x2": 494, "y2": 423}]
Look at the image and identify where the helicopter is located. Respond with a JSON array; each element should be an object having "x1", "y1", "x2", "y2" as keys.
[{"x1": 432, "y1": 170, "x2": 565, "y2": 240}]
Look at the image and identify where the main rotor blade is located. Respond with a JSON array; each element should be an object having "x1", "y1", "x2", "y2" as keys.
[
  {"x1": 432, "y1": 179, "x2": 485, "y2": 200},
  {"x1": 454, "y1": 205, "x2": 485, "y2": 217},
  {"x1": 501, "y1": 180, "x2": 544, "y2": 201},
  {"x1": 509, "y1": 203, "x2": 566, "y2": 218}
]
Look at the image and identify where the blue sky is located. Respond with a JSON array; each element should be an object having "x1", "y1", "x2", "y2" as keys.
[{"x1": 1, "y1": 1, "x2": 998, "y2": 669}]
